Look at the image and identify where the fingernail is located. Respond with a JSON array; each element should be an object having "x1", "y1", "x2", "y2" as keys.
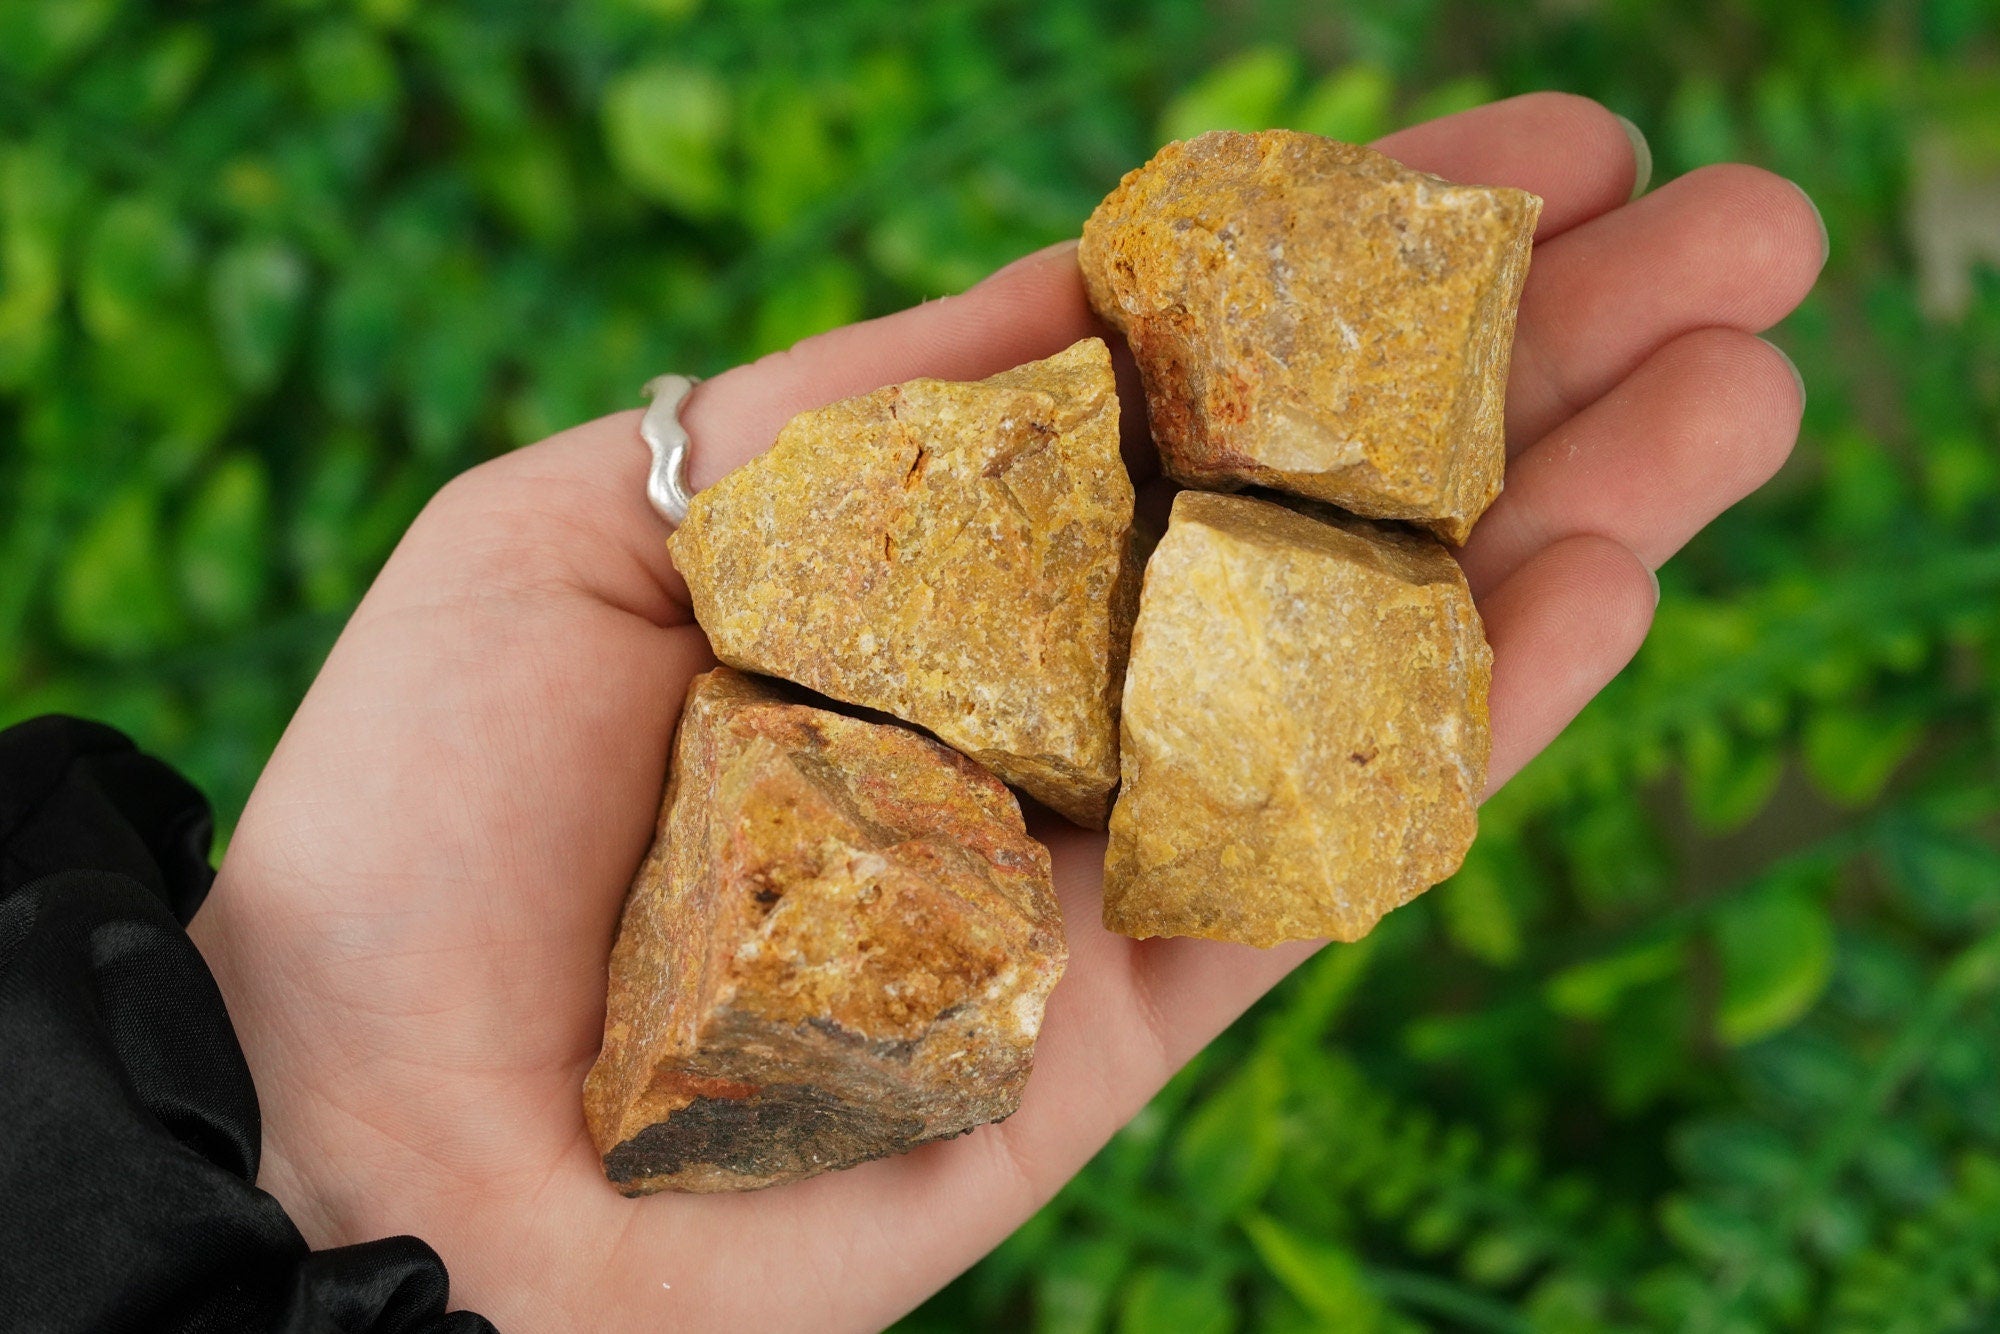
[
  {"x1": 1648, "y1": 565, "x2": 1662, "y2": 606},
  {"x1": 1759, "y1": 336, "x2": 1807, "y2": 410},
  {"x1": 1791, "y1": 179, "x2": 1829, "y2": 266},
  {"x1": 1616, "y1": 114, "x2": 1652, "y2": 201}
]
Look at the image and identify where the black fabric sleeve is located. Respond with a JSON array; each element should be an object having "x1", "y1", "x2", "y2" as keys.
[{"x1": 0, "y1": 715, "x2": 497, "y2": 1334}]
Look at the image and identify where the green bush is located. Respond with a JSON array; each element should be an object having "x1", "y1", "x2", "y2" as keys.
[{"x1": 3, "y1": 1, "x2": 1996, "y2": 1328}]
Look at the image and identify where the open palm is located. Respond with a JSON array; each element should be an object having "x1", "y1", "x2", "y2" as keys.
[{"x1": 190, "y1": 93, "x2": 1825, "y2": 1331}]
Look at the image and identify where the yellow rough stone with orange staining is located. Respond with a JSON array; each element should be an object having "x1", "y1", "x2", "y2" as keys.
[
  {"x1": 584, "y1": 668, "x2": 1065, "y2": 1195},
  {"x1": 1103, "y1": 492, "x2": 1491, "y2": 947},
  {"x1": 1079, "y1": 129, "x2": 1542, "y2": 544},
  {"x1": 668, "y1": 338, "x2": 1140, "y2": 828}
]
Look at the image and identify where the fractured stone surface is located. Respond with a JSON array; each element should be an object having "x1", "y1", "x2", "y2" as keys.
[
  {"x1": 1103, "y1": 491, "x2": 1491, "y2": 947},
  {"x1": 1079, "y1": 129, "x2": 1542, "y2": 544},
  {"x1": 584, "y1": 668, "x2": 1066, "y2": 1194},
  {"x1": 668, "y1": 338, "x2": 1140, "y2": 827}
]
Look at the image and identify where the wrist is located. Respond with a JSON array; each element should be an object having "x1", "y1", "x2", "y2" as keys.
[{"x1": 188, "y1": 881, "x2": 348, "y2": 1250}]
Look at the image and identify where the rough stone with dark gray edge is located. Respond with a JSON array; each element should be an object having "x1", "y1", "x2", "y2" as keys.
[
  {"x1": 1080, "y1": 129, "x2": 1542, "y2": 545},
  {"x1": 584, "y1": 667, "x2": 1066, "y2": 1194}
]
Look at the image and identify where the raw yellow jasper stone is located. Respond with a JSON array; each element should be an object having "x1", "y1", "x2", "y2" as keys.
[
  {"x1": 1079, "y1": 129, "x2": 1542, "y2": 544},
  {"x1": 669, "y1": 338, "x2": 1140, "y2": 828},
  {"x1": 585, "y1": 668, "x2": 1065, "y2": 1195},
  {"x1": 1104, "y1": 491, "x2": 1491, "y2": 947}
]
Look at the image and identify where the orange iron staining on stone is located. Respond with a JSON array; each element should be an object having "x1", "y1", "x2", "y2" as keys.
[
  {"x1": 584, "y1": 668, "x2": 1066, "y2": 1194},
  {"x1": 1103, "y1": 492, "x2": 1491, "y2": 947},
  {"x1": 668, "y1": 338, "x2": 1141, "y2": 827},
  {"x1": 1079, "y1": 129, "x2": 1542, "y2": 544}
]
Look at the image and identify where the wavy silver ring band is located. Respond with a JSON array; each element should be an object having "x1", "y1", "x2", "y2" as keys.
[{"x1": 640, "y1": 374, "x2": 701, "y2": 525}]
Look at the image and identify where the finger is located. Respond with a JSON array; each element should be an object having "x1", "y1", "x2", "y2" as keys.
[
  {"x1": 1479, "y1": 534, "x2": 1658, "y2": 790},
  {"x1": 1461, "y1": 328, "x2": 1805, "y2": 598},
  {"x1": 1507, "y1": 163, "x2": 1826, "y2": 448},
  {"x1": 412, "y1": 411, "x2": 687, "y2": 627},
  {"x1": 1373, "y1": 90, "x2": 1645, "y2": 238}
]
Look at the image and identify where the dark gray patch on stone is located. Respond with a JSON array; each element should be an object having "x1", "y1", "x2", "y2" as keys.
[
  {"x1": 804, "y1": 1015, "x2": 920, "y2": 1062},
  {"x1": 604, "y1": 1082, "x2": 927, "y2": 1189}
]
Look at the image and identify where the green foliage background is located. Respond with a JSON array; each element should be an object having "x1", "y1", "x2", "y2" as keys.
[{"x1": 4, "y1": 0, "x2": 1999, "y2": 1328}]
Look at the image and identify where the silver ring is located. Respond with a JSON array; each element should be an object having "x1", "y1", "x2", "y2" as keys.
[{"x1": 640, "y1": 374, "x2": 701, "y2": 525}]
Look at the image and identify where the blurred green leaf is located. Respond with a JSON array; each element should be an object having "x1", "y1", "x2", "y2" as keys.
[
  {"x1": 603, "y1": 60, "x2": 733, "y2": 218},
  {"x1": 288, "y1": 429, "x2": 377, "y2": 611},
  {"x1": 0, "y1": 138, "x2": 75, "y2": 387},
  {"x1": 56, "y1": 487, "x2": 181, "y2": 658},
  {"x1": 1674, "y1": 1115, "x2": 1803, "y2": 1196},
  {"x1": 1409, "y1": 75, "x2": 1495, "y2": 124},
  {"x1": 0, "y1": 0, "x2": 121, "y2": 83},
  {"x1": 318, "y1": 254, "x2": 407, "y2": 418},
  {"x1": 1461, "y1": 1226, "x2": 1542, "y2": 1287},
  {"x1": 1036, "y1": 1234, "x2": 1130, "y2": 1334},
  {"x1": 1173, "y1": 1055, "x2": 1285, "y2": 1221},
  {"x1": 403, "y1": 262, "x2": 504, "y2": 459},
  {"x1": 1921, "y1": 431, "x2": 2000, "y2": 522},
  {"x1": 1116, "y1": 1267, "x2": 1234, "y2": 1334},
  {"x1": 134, "y1": 25, "x2": 212, "y2": 121},
  {"x1": 1801, "y1": 706, "x2": 1923, "y2": 806},
  {"x1": 1881, "y1": 822, "x2": 2000, "y2": 930},
  {"x1": 299, "y1": 23, "x2": 400, "y2": 116},
  {"x1": 1158, "y1": 48, "x2": 1298, "y2": 143},
  {"x1": 1241, "y1": 1215, "x2": 1390, "y2": 1328},
  {"x1": 1564, "y1": 796, "x2": 1672, "y2": 916},
  {"x1": 1664, "y1": 74, "x2": 1740, "y2": 169},
  {"x1": 867, "y1": 197, "x2": 1000, "y2": 296},
  {"x1": 741, "y1": 85, "x2": 846, "y2": 237},
  {"x1": 78, "y1": 196, "x2": 197, "y2": 344},
  {"x1": 750, "y1": 257, "x2": 864, "y2": 357},
  {"x1": 475, "y1": 128, "x2": 578, "y2": 244},
  {"x1": 209, "y1": 239, "x2": 310, "y2": 392},
  {"x1": 1681, "y1": 722, "x2": 1784, "y2": 831},
  {"x1": 1857, "y1": 1122, "x2": 1948, "y2": 1209},
  {"x1": 1662, "y1": 1194, "x2": 1763, "y2": 1266},
  {"x1": 1292, "y1": 65, "x2": 1393, "y2": 143},
  {"x1": 90, "y1": 312, "x2": 234, "y2": 447},
  {"x1": 1820, "y1": 431, "x2": 1909, "y2": 539},
  {"x1": 1437, "y1": 836, "x2": 1523, "y2": 965},
  {"x1": 1742, "y1": 1030, "x2": 1868, "y2": 1119},
  {"x1": 177, "y1": 453, "x2": 272, "y2": 629},
  {"x1": 1547, "y1": 938, "x2": 1683, "y2": 1022},
  {"x1": 1714, "y1": 874, "x2": 1836, "y2": 1045}
]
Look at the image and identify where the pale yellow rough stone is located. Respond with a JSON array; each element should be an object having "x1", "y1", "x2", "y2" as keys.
[
  {"x1": 1079, "y1": 129, "x2": 1542, "y2": 544},
  {"x1": 1103, "y1": 491, "x2": 1491, "y2": 947},
  {"x1": 669, "y1": 338, "x2": 1140, "y2": 827}
]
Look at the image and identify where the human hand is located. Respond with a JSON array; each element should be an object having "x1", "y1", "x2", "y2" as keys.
[{"x1": 190, "y1": 92, "x2": 1826, "y2": 1331}]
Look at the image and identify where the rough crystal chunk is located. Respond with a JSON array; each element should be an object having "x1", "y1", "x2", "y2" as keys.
[
  {"x1": 1103, "y1": 492, "x2": 1491, "y2": 947},
  {"x1": 668, "y1": 338, "x2": 1140, "y2": 827},
  {"x1": 1079, "y1": 129, "x2": 1542, "y2": 544},
  {"x1": 584, "y1": 668, "x2": 1066, "y2": 1194}
]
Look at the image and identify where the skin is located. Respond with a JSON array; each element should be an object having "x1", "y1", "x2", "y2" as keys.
[{"x1": 189, "y1": 93, "x2": 1828, "y2": 1331}]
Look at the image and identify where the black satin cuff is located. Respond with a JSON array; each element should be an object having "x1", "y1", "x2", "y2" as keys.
[{"x1": 0, "y1": 716, "x2": 496, "y2": 1333}]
